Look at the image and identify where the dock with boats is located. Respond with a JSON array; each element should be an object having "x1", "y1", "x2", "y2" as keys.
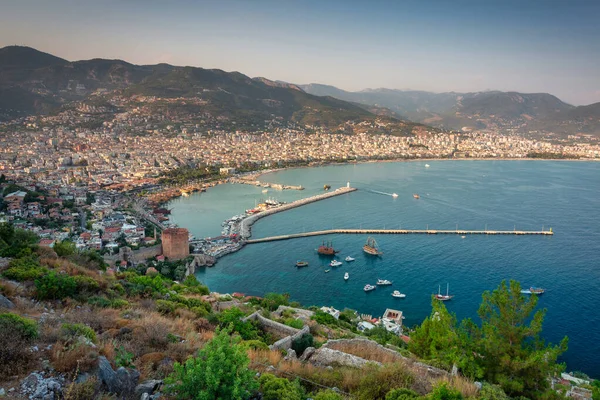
[{"x1": 244, "y1": 227, "x2": 553, "y2": 244}]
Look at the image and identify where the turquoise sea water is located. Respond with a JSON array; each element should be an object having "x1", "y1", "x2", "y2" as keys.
[{"x1": 169, "y1": 160, "x2": 600, "y2": 377}]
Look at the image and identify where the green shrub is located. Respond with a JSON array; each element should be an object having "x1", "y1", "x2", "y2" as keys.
[
  {"x1": 479, "y1": 383, "x2": 508, "y2": 400},
  {"x1": 242, "y1": 340, "x2": 269, "y2": 351},
  {"x1": 115, "y1": 346, "x2": 134, "y2": 368},
  {"x1": 291, "y1": 333, "x2": 314, "y2": 356},
  {"x1": 61, "y1": 323, "x2": 97, "y2": 343},
  {"x1": 191, "y1": 306, "x2": 210, "y2": 318},
  {"x1": 126, "y1": 273, "x2": 168, "y2": 295},
  {"x1": 311, "y1": 310, "x2": 338, "y2": 327},
  {"x1": 262, "y1": 292, "x2": 290, "y2": 311},
  {"x1": 217, "y1": 307, "x2": 258, "y2": 340},
  {"x1": 54, "y1": 240, "x2": 76, "y2": 257},
  {"x1": 283, "y1": 318, "x2": 304, "y2": 329},
  {"x1": 165, "y1": 328, "x2": 258, "y2": 399},
  {"x1": 73, "y1": 275, "x2": 100, "y2": 293},
  {"x1": 110, "y1": 299, "x2": 129, "y2": 309},
  {"x1": 87, "y1": 296, "x2": 112, "y2": 308},
  {"x1": 0, "y1": 313, "x2": 38, "y2": 339},
  {"x1": 35, "y1": 271, "x2": 77, "y2": 300},
  {"x1": 2, "y1": 256, "x2": 46, "y2": 281},
  {"x1": 386, "y1": 388, "x2": 421, "y2": 400},
  {"x1": 156, "y1": 299, "x2": 183, "y2": 314},
  {"x1": 427, "y1": 383, "x2": 463, "y2": 400},
  {"x1": 259, "y1": 373, "x2": 305, "y2": 400},
  {"x1": 313, "y1": 390, "x2": 344, "y2": 400}
]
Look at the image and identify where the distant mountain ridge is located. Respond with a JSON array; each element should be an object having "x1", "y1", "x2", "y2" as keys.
[
  {"x1": 300, "y1": 84, "x2": 600, "y2": 137},
  {"x1": 0, "y1": 46, "x2": 432, "y2": 135}
]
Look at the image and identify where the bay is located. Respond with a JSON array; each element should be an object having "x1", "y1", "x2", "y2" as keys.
[{"x1": 169, "y1": 160, "x2": 600, "y2": 377}]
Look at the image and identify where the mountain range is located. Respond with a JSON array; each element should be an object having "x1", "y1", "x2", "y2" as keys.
[
  {"x1": 1, "y1": 45, "x2": 598, "y2": 137},
  {"x1": 0, "y1": 46, "x2": 431, "y2": 136},
  {"x1": 300, "y1": 84, "x2": 600, "y2": 137}
]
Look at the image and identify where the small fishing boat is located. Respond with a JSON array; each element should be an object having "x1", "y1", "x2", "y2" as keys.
[
  {"x1": 521, "y1": 287, "x2": 545, "y2": 295},
  {"x1": 262, "y1": 189, "x2": 268, "y2": 193},
  {"x1": 461, "y1": 235, "x2": 466, "y2": 239},
  {"x1": 345, "y1": 256, "x2": 355, "y2": 262},
  {"x1": 295, "y1": 260, "x2": 309, "y2": 267},
  {"x1": 392, "y1": 193, "x2": 399, "y2": 198},
  {"x1": 377, "y1": 279, "x2": 393, "y2": 286},
  {"x1": 425, "y1": 164, "x2": 430, "y2": 168},
  {"x1": 364, "y1": 284, "x2": 376, "y2": 292},
  {"x1": 392, "y1": 290, "x2": 406, "y2": 298},
  {"x1": 344, "y1": 272, "x2": 349, "y2": 281},
  {"x1": 434, "y1": 283, "x2": 454, "y2": 301},
  {"x1": 330, "y1": 260, "x2": 343, "y2": 267},
  {"x1": 413, "y1": 194, "x2": 420, "y2": 199},
  {"x1": 324, "y1": 269, "x2": 331, "y2": 273}
]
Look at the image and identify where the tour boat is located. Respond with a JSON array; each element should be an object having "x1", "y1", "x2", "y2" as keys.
[
  {"x1": 377, "y1": 279, "x2": 393, "y2": 286},
  {"x1": 392, "y1": 290, "x2": 406, "y2": 298},
  {"x1": 521, "y1": 287, "x2": 545, "y2": 295},
  {"x1": 344, "y1": 272, "x2": 349, "y2": 281},
  {"x1": 364, "y1": 284, "x2": 376, "y2": 292},
  {"x1": 329, "y1": 260, "x2": 343, "y2": 267},
  {"x1": 413, "y1": 194, "x2": 420, "y2": 199},
  {"x1": 363, "y1": 237, "x2": 383, "y2": 256},
  {"x1": 392, "y1": 193, "x2": 399, "y2": 198},
  {"x1": 295, "y1": 260, "x2": 309, "y2": 267},
  {"x1": 345, "y1": 256, "x2": 355, "y2": 262},
  {"x1": 317, "y1": 240, "x2": 339, "y2": 256},
  {"x1": 434, "y1": 283, "x2": 454, "y2": 301}
]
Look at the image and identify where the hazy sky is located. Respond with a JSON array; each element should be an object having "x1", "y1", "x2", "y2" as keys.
[{"x1": 1, "y1": 0, "x2": 599, "y2": 105}]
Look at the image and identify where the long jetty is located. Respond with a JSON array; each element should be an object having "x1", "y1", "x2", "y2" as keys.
[
  {"x1": 240, "y1": 186, "x2": 357, "y2": 239},
  {"x1": 245, "y1": 228, "x2": 553, "y2": 244}
]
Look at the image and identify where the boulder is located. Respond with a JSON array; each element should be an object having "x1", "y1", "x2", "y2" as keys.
[
  {"x1": 0, "y1": 294, "x2": 14, "y2": 309},
  {"x1": 284, "y1": 349, "x2": 297, "y2": 361},
  {"x1": 20, "y1": 372, "x2": 63, "y2": 400},
  {"x1": 135, "y1": 379, "x2": 162, "y2": 397},
  {"x1": 97, "y1": 356, "x2": 140, "y2": 397},
  {"x1": 299, "y1": 347, "x2": 316, "y2": 361}
]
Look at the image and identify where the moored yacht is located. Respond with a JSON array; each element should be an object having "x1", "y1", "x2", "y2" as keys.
[
  {"x1": 364, "y1": 284, "x2": 376, "y2": 292},
  {"x1": 345, "y1": 256, "x2": 355, "y2": 262},
  {"x1": 330, "y1": 260, "x2": 343, "y2": 267},
  {"x1": 377, "y1": 279, "x2": 393, "y2": 286},
  {"x1": 344, "y1": 272, "x2": 349, "y2": 281},
  {"x1": 392, "y1": 290, "x2": 406, "y2": 298}
]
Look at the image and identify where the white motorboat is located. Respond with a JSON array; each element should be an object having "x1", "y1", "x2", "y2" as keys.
[
  {"x1": 364, "y1": 284, "x2": 376, "y2": 292},
  {"x1": 330, "y1": 260, "x2": 343, "y2": 267},
  {"x1": 344, "y1": 272, "x2": 349, "y2": 281},
  {"x1": 392, "y1": 290, "x2": 406, "y2": 298},
  {"x1": 392, "y1": 193, "x2": 399, "y2": 198},
  {"x1": 345, "y1": 256, "x2": 355, "y2": 262},
  {"x1": 376, "y1": 279, "x2": 393, "y2": 286},
  {"x1": 425, "y1": 164, "x2": 430, "y2": 168}
]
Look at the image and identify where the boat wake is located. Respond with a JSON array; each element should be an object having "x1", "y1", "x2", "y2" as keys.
[{"x1": 367, "y1": 189, "x2": 396, "y2": 197}]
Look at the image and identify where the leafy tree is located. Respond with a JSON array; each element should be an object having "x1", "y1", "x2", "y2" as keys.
[
  {"x1": 2, "y1": 256, "x2": 46, "y2": 281},
  {"x1": 54, "y1": 240, "x2": 76, "y2": 257},
  {"x1": 262, "y1": 292, "x2": 290, "y2": 311},
  {"x1": 35, "y1": 271, "x2": 77, "y2": 300},
  {"x1": 259, "y1": 373, "x2": 305, "y2": 400},
  {"x1": 217, "y1": 307, "x2": 258, "y2": 340},
  {"x1": 165, "y1": 327, "x2": 258, "y2": 399},
  {"x1": 408, "y1": 300, "x2": 482, "y2": 379},
  {"x1": 476, "y1": 280, "x2": 568, "y2": 398},
  {"x1": 591, "y1": 380, "x2": 600, "y2": 400}
]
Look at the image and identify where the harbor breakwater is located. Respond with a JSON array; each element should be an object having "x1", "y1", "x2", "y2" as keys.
[{"x1": 239, "y1": 186, "x2": 357, "y2": 240}]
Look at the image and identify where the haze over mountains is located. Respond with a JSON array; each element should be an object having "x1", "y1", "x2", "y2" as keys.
[
  {"x1": 300, "y1": 84, "x2": 600, "y2": 137},
  {"x1": 1, "y1": 46, "x2": 599, "y2": 138}
]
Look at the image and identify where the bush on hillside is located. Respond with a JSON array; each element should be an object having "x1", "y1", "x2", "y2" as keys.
[
  {"x1": 35, "y1": 271, "x2": 77, "y2": 300},
  {"x1": 292, "y1": 333, "x2": 314, "y2": 357},
  {"x1": 313, "y1": 390, "x2": 344, "y2": 400},
  {"x1": 54, "y1": 240, "x2": 76, "y2": 257},
  {"x1": 386, "y1": 388, "x2": 422, "y2": 400},
  {"x1": 2, "y1": 256, "x2": 47, "y2": 281},
  {"x1": 355, "y1": 363, "x2": 415, "y2": 400},
  {"x1": 61, "y1": 323, "x2": 97, "y2": 344},
  {"x1": 217, "y1": 307, "x2": 259, "y2": 340},
  {"x1": 259, "y1": 373, "x2": 305, "y2": 400},
  {"x1": 428, "y1": 383, "x2": 463, "y2": 400},
  {"x1": 165, "y1": 328, "x2": 258, "y2": 399},
  {"x1": 0, "y1": 313, "x2": 38, "y2": 378}
]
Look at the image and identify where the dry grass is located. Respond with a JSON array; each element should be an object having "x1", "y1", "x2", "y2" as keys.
[
  {"x1": 63, "y1": 376, "x2": 99, "y2": 400},
  {"x1": 64, "y1": 307, "x2": 121, "y2": 332},
  {"x1": 0, "y1": 280, "x2": 17, "y2": 297},
  {"x1": 51, "y1": 342, "x2": 99, "y2": 373},
  {"x1": 98, "y1": 340, "x2": 116, "y2": 363},
  {"x1": 325, "y1": 341, "x2": 404, "y2": 364},
  {"x1": 432, "y1": 375, "x2": 479, "y2": 398}
]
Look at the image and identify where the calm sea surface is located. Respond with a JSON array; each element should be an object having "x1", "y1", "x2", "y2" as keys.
[{"x1": 169, "y1": 160, "x2": 600, "y2": 377}]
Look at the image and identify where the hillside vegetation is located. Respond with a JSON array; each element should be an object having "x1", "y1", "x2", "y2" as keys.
[{"x1": 0, "y1": 223, "x2": 592, "y2": 399}]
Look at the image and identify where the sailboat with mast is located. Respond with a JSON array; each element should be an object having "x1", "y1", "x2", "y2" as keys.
[
  {"x1": 363, "y1": 237, "x2": 383, "y2": 256},
  {"x1": 434, "y1": 283, "x2": 454, "y2": 301}
]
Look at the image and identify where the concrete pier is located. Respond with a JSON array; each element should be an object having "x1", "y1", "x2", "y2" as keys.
[
  {"x1": 245, "y1": 228, "x2": 553, "y2": 244},
  {"x1": 240, "y1": 186, "x2": 357, "y2": 239}
]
